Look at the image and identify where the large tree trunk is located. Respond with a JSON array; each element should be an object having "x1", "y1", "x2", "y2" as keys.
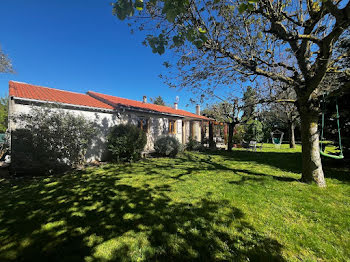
[
  {"x1": 227, "y1": 122, "x2": 235, "y2": 152},
  {"x1": 299, "y1": 108, "x2": 326, "y2": 187},
  {"x1": 288, "y1": 120, "x2": 296, "y2": 148},
  {"x1": 209, "y1": 121, "x2": 215, "y2": 149}
]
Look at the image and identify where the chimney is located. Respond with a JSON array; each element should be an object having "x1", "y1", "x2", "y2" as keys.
[
  {"x1": 196, "y1": 104, "x2": 200, "y2": 115},
  {"x1": 174, "y1": 102, "x2": 178, "y2": 109},
  {"x1": 142, "y1": 96, "x2": 147, "y2": 103}
]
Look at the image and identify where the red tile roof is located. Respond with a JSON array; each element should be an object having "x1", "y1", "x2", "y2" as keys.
[
  {"x1": 87, "y1": 91, "x2": 210, "y2": 120},
  {"x1": 9, "y1": 81, "x2": 114, "y2": 110},
  {"x1": 8, "y1": 81, "x2": 209, "y2": 120}
]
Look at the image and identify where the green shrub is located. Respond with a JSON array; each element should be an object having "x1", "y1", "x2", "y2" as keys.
[
  {"x1": 154, "y1": 136, "x2": 181, "y2": 157},
  {"x1": 186, "y1": 136, "x2": 205, "y2": 151},
  {"x1": 11, "y1": 106, "x2": 97, "y2": 175},
  {"x1": 108, "y1": 124, "x2": 147, "y2": 162}
]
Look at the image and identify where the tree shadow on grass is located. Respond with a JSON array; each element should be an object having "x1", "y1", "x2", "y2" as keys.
[
  {"x1": 0, "y1": 167, "x2": 286, "y2": 262},
  {"x1": 157, "y1": 153, "x2": 298, "y2": 183},
  {"x1": 202, "y1": 150, "x2": 350, "y2": 183},
  {"x1": 202, "y1": 150, "x2": 302, "y2": 174}
]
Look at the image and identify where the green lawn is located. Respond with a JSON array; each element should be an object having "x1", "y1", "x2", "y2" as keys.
[{"x1": 0, "y1": 145, "x2": 349, "y2": 261}]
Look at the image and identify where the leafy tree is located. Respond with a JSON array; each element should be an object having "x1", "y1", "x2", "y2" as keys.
[
  {"x1": 113, "y1": 0, "x2": 350, "y2": 187},
  {"x1": 244, "y1": 119, "x2": 263, "y2": 143},
  {"x1": 241, "y1": 86, "x2": 257, "y2": 122},
  {"x1": 151, "y1": 95, "x2": 166, "y2": 106},
  {"x1": 0, "y1": 46, "x2": 13, "y2": 73},
  {"x1": 233, "y1": 124, "x2": 245, "y2": 144},
  {"x1": 0, "y1": 96, "x2": 8, "y2": 132}
]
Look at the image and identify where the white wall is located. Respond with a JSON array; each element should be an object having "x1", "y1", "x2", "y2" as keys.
[{"x1": 9, "y1": 100, "x2": 188, "y2": 162}]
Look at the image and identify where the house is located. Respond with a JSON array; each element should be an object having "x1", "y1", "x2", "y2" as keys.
[{"x1": 8, "y1": 81, "x2": 210, "y2": 161}]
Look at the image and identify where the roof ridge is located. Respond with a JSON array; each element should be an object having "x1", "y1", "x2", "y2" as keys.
[{"x1": 9, "y1": 80, "x2": 88, "y2": 96}]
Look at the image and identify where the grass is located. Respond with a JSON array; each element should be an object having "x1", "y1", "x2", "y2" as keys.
[{"x1": 0, "y1": 144, "x2": 349, "y2": 261}]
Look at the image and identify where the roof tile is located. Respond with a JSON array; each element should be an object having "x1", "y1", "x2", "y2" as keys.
[
  {"x1": 87, "y1": 91, "x2": 209, "y2": 120},
  {"x1": 8, "y1": 81, "x2": 209, "y2": 120},
  {"x1": 9, "y1": 81, "x2": 114, "y2": 110}
]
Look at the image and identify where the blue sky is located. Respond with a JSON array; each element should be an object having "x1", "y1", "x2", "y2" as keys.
[{"x1": 0, "y1": 0, "x2": 213, "y2": 111}]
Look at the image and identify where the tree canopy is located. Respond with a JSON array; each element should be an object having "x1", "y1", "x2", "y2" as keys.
[{"x1": 113, "y1": 0, "x2": 350, "y2": 186}]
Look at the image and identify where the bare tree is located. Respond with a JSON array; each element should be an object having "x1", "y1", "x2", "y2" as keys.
[
  {"x1": 113, "y1": 0, "x2": 350, "y2": 187},
  {"x1": 0, "y1": 46, "x2": 13, "y2": 73}
]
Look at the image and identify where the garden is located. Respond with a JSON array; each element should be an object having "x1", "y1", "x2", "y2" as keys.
[{"x1": 1, "y1": 144, "x2": 349, "y2": 262}]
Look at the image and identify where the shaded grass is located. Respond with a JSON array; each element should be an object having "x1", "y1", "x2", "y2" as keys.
[{"x1": 0, "y1": 144, "x2": 349, "y2": 261}]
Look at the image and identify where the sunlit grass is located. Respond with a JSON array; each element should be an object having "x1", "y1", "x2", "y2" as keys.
[{"x1": 0, "y1": 144, "x2": 349, "y2": 261}]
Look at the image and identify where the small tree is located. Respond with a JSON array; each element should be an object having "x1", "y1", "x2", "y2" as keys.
[
  {"x1": 151, "y1": 96, "x2": 166, "y2": 106},
  {"x1": 12, "y1": 106, "x2": 97, "y2": 174},
  {"x1": 107, "y1": 124, "x2": 147, "y2": 162}
]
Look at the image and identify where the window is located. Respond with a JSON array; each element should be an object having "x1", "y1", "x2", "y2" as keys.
[
  {"x1": 138, "y1": 118, "x2": 149, "y2": 133},
  {"x1": 169, "y1": 120, "x2": 176, "y2": 134}
]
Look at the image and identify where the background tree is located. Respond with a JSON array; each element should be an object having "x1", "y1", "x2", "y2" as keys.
[
  {"x1": 202, "y1": 100, "x2": 239, "y2": 151},
  {"x1": 113, "y1": 0, "x2": 350, "y2": 187},
  {"x1": 261, "y1": 79, "x2": 300, "y2": 148},
  {"x1": 241, "y1": 86, "x2": 258, "y2": 122},
  {"x1": 151, "y1": 95, "x2": 166, "y2": 106},
  {"x1": 0, "y1": 96, "x2": 8, "y2": 133},
  {"x1": 0, "y1": 46, "x2": 13, "y2": 73},
  {"x1": 243, "y1": 119, "x2": 263, "y2": 142}
]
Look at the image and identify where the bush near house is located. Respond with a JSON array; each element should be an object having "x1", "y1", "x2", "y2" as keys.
[
  {"x1": 11, "y1": 106, "x2": 97, "y2": 174},
  {"x1": 154, "y1": 136, "x2": 181, "y2": 157},
  {"x1": 186, "y1": 136, "x2": 205, "y2": 151},
  {"x1": 107, "y1": 124, "x2": 147, "y2": 162}
]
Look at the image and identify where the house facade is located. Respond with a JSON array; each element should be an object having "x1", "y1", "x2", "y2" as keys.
[{"x1": 8, "y1": 81, "x2": 210, "y2": 161}]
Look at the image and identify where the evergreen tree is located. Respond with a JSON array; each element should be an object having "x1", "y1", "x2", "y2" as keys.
[{"x1": 152, "y1": 96, "x2": 166, "y2": 106}]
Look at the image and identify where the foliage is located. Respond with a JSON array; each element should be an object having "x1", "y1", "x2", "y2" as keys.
[
  {"x1": 0, "y1": 45, "x2": 13, "y2": 73},
  {"x1": 151, "y1": 96, "x2": 166, "y2": 106},
  {"x1": 1, "y1": 147, "x2": 349, "y2": 261},
  {"x1": 107, "y1": 123, "x2": 147, "y2": 162},
  {"x1": 233, "y1": 124, "x2": 245, "y2": 144},
  {"x1": 185, "y1": 136, "x2": 205, "y2": 151},
  {"x1": 113, "y1": 0, "x2": 350, "y2": 186},
  {"x1": 241, "y1": 86, "x2": 257, "y2": 122},
  {"x1": 154, "y1": 135, "x2": 181, "y2": 157},
  {"x1": 11, "y1": 106, "x2": 97, "y2": 174},
  {"x1": 243, "y1": 119, "x2": 263, "y2": 142},
  {"x1": 0, "y1": 96, "x2": 8, "y2": 132}
]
